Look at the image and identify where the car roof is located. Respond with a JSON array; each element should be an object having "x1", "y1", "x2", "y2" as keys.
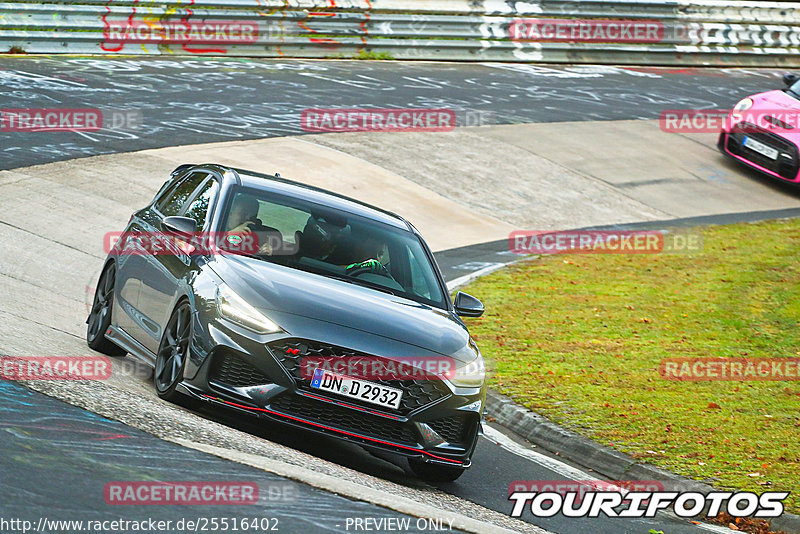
[{"x1": 198, "y1": 164, "x2": 412, "y2": 231}]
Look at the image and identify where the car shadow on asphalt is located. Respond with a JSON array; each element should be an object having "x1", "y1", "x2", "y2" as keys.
[
  {"x1": 716, "y1": 154, "x2": 800, "y2": 198},
  {"x1": 181, "y1": 397, "x2": 432, "y2": 488}
]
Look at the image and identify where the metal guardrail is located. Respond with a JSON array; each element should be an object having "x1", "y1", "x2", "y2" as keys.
[{"x1": 1, "y1": 0, "x2": 799, "y2": 65}]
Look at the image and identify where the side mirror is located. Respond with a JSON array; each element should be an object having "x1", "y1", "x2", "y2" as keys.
[
  {"x1": 783, "y1": 73, "x2": 798, "y2": 87},
  {"x1": 161, "y1": 216, "x2": 196, "y2": 238},
  {"x1": 454, "y1": 291, "x2": 484, "y2": 318}
]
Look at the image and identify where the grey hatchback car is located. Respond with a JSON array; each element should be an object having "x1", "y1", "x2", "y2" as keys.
[{"x1": 87, "y1": 164, "x2": 487, "y2": 481}]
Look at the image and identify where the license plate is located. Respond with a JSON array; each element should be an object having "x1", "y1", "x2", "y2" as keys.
[
  {"x1": 310, "y1": 368, "x2": 403, "y2": 410},
  {"x1": 743, "y1": 136, "x2": 779, "y2": 160}
]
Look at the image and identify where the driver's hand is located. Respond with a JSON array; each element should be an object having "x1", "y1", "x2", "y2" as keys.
[
  {"x1": 346, "y1": 259, "x2": 385, "y2": 274},
  {"x1": 257, "y1": 239, "x2": 274, "y2": 256},
  {"x1": 229, "y1": 221, "x2": 255, "y2": 235}
]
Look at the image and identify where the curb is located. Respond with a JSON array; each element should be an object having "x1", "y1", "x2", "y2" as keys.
[
  {"x1": 485, "y1": 389, "x2": 800, "y2": 533},
  {"x1": 446, "y1": 261, "x2": 516, "y2": 292},
  {"x1": 172, "y1": 439, "x2": 524, "y2": 534}
]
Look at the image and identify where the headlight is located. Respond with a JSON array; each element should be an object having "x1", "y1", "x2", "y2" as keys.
[
  {"x1": 216, "y1": 283, "x2": 281, "y2": 334},
  {"x1": 733, "y1": 98, "x2": 753, "y2": 112},
  {"x1": 451, "y1": 356, "x2": 485, "y2": 388}
]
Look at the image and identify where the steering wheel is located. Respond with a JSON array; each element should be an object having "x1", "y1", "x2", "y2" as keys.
[{"x1": 346, "y1": 261, "x2": 392, "y2": 279}]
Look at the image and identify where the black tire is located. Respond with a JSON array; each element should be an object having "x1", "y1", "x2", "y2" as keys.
[
  {"x1": 154, "y1": 301, "x2": 192, "y2": 403},
  {"x1": 408, "y1": 458, "x2": 465, "y2": 482},
  {"x1": 86, "y1": 264, "x2": 126, "y2": 356}
]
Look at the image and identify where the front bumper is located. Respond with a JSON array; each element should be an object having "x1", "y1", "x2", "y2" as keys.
[
  {"x1": 181, "y1": 323, "x2": 483, "y2": 467},
  {"x1": 718, "y1": 123, "x2": 800, "y2": 183}
]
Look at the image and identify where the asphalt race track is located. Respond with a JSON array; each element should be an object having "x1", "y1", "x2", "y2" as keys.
[
  {"x1": 0, "y1": 381, "x2": 448, "y2": 533},
  {"x1": 2, "y1": 57, "x2": 799, "y2": 534},
  {"x1": 0, "y1": 57, "x2": 786, "y2": 169}
]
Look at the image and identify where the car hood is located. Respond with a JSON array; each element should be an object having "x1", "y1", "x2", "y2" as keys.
[
  {"x1": 209, "y1": 255, "x2": 472, "y2": 361},
  {"x1": 750, "y1": 89, "x2": 800, "y2": 110},
  {"x1": 740, "y1": 89, "x2": 800, "y2": 142}
]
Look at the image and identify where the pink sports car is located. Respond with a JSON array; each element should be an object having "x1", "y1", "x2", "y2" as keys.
[{"x1": 719, "y1": 73, "x2": 800, "y2": 184}]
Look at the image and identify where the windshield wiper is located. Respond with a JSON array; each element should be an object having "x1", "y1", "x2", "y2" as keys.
[{"x1": 324, "y1": 273, "x2": 399, "y2": 297}]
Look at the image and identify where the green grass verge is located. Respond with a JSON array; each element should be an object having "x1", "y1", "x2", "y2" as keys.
[{"x1": 462, "y1": 219, "x2": 800, "y2": 513}]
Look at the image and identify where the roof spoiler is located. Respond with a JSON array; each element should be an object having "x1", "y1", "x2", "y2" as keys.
[{"x1": 170, "y1": 164, "x2": 194, "y2": 177}]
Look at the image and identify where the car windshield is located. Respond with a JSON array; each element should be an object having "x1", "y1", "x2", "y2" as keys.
[
  {"x1": 219, "y1": 185, "x2": 447, "y2": 309},
  {"x1": 788, "y1": 79, "x2": 800, "y2": 99}
]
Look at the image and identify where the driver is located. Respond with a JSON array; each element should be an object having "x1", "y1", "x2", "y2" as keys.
[
  {"x1": 227, "y1": 195, "x2": 260, "y2": 233},
  {"x1": 344, "y1": 236, "x2": 388, "y2": 275},
  {"x1": 300, "y1": 213, "x2": 389, "y2": 276}
]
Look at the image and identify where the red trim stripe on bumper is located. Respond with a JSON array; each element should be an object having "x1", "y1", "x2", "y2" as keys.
[{"x1": 200, "y1": 394, "x2": 464, "y2": 465}]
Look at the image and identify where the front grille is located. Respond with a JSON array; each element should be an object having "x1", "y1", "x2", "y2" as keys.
[
  {"x1": 427, "y1": 414, "x2": 475, "y2": 445},
  {"x1": 209, "y1": 351, "x2": 271, "y2": 388},
  {"x1": 269, "y1": 339, "x2": 451, "y2": 414},
  {"x1": 763, "y1": 115, "x2": 794, "y2": 130},
  {"x1": 269, "y1": 393, "x2": 418, "y2": 445},
  {"x1": 729, "y1": 122, "x2": 799, "y2": 180}
]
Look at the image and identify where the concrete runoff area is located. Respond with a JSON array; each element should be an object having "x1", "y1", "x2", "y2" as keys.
[
  {"x1": 307, "y1": 121, "x2": 800, "y2": 229},
  {"x1": 1, "y1": 119, "x2": 799, "y2": 534},
  {"x1": 0, "y1": 137, "x2": 512, "y2": 256}
]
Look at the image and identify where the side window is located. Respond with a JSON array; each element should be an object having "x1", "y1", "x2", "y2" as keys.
[
  {"x1": 152, "y1": 180, "x2": 175, "y2": 207},
  {"x1": 157, "y1": 172, "x2": 208, "y2": 216},
  {"x1": 183, "y1": 178, "x2": 218, "y2": 228}
]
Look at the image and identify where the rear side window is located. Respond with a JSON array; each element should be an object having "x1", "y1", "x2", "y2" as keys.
[
  {"x1": 183, "y1": 178, "x2": 218, "y2": 228},
  {"x1": 157, "y1": 172, "x2": 208, "y2": 216}
]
